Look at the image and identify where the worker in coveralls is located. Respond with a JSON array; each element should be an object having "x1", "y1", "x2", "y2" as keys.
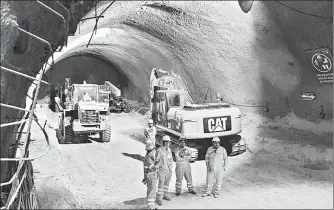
[
  {"x1": 83, "y1": 92, "x2": 92, "y2": 102},
  {"x1": 144, "y1": 119, "x2": 157, "y2": 146},
  {"x1": 216, "y1": 93, "x2": 224, "y2": 103},
  {"x1": 142, "y1": 143, "x2": 159, "y2": 210},
  {"x1": 155, "y1": 135, "x2": 173, "y2": 206},
  {"x1": 202, "y1": 136, "x2": 228, "y2": 198},
  {"x1": 174, "y1": 136, "x2": 196, "y2": 196}
]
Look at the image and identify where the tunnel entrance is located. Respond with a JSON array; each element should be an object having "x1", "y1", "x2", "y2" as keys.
[{"x1": 37, "y1": 55, "x2": 130, "y2": 102}]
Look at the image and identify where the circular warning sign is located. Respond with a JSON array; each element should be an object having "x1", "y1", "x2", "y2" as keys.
[{"x1": 311, "y1": 53, "x2": 332, "y2": 73}]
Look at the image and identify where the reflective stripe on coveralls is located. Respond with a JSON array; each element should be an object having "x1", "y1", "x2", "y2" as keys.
[
  {"x1": 174, "y1": 146, "x2": 194, "y2": 193},
  {"x1": 204, "y1": 146, "x2": 228, "y2": 195},
  {"x1": 144, "y1": 150, "x2": 158, "y2": 209},
  {"x1": 155, "y1": 147, "x2": 173, "y2": 202},
  {"x1": 146, "y1": 173, "x2": 158, "y2": 209},
  {"x1": 205, "y1": 170, "x2": 224, "y2": 195}
]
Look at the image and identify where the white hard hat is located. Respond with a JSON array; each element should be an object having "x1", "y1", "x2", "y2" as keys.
[
  {"x1": 212, "y1": 137, "x2": 220, "y2": 142},
  {"x1": 148, "y1": 119, "x2": 154, "y2": 124},
  {"x1": 162, "y1": 135, "x2": 171, "y2": 142},
  {"x1": 179, "y1": 136, "x2": 186, "y2": 142}
]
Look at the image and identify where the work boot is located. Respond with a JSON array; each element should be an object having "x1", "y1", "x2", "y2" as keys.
[
  {"x1": 213, "y1": 194, "x2": 219, "y2": 198},
  {"x1": 156, "y1": 201, "x2": 162, "y2": 206},
  {"x1": 175, "y1": 192, "x2": 180, "y2": 196},
  {"x1": 163, "y1": 195, "x2": 171, "y2": 201},
  {"x1": 189, "y1": 191, "x2": 196, "y2": 195},
  {"x1": 201, "y1": 193, "x2": 211, "y2": 197}
]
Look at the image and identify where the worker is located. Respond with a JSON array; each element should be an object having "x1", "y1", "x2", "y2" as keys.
[
  {"x1": 144, "y1": 119, "x2": 157, "y2": 145},
  {"x1": 142, "y1": 143, "x2": 159, "y2": 210},
  {"x1": 83, "y1": 92, "x2": 92, "y2": 101},
  {"x1": 174, "y1": 136, "x2": 196, "y2": 196},
  {"x1": 155, "y1": 135, "x2": 173, "y2": 206},
  {"x1": 202, "y1": 137, "x2": 228, "y2": 198},
  {"x1": 216, "y1": 93, "x2": 223, "y2": 103}
]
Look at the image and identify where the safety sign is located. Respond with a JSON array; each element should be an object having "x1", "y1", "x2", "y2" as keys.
[{"x1": 305, "y1": 48, "x2": 333, "y2": 85}]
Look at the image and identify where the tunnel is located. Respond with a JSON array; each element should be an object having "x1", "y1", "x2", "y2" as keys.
[
  {"x1": 1, "y1": 1, "x2": 333, "y2": 209},
  {"x1": 38, "y1": 54, "x2": 132, "y2": 102},
  {"x1": 37, "y1": 1, "x2": 333, "y2": 121}
]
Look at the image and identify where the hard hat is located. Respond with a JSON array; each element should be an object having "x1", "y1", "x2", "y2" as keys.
[
  {"x1": 162, "y1": 135, "x2": 171, "y2": 142},
  {"x1": 148, "y1": 119, "x2": 154, "y2": 124},
  {"x1": 145, "y1": 143, "x2": 155, "y2": 151},
  {"x1": 212, "y1": 137, "x2": 220, "y2": 142},
  {"x1": 178, "y1": 136, "x2": 186, "y2": 142}
]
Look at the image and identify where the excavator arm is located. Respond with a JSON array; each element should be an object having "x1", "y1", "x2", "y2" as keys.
[
  {"x1": 150, "y1": 68, "x2": 194, "y2": 105},
  {"x1": 105, "y1": 81, "x2": 121, "y2": 97}
]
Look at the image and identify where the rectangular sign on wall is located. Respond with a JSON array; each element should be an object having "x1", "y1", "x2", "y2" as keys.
[{"x1": 305, "y1": 48, "x2": 333, "y2": 85}]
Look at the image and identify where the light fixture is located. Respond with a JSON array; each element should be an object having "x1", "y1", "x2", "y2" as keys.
[
  {"x1": 265, "y1": 101, "x2": 269, "y2": 112},
  {"x1": 238, "y1": 0, "x2": 254, "y2": 13}
]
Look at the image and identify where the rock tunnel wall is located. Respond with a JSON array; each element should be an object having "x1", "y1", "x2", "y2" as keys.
[{"x1": 1, "y1": 0, "x2": 333, "y2": 184}]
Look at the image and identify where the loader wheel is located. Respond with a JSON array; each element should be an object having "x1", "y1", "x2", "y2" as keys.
[
  {"x1": 100, "y1": 122, "x2": 112, "y2": 142},
  {"x1": 64, "y1": 125, "x2": 74, "y2": 144}
]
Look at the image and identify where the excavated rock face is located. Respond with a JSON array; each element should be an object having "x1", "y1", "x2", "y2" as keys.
[{"x1": 0, "y1": 0, "x2": 94, "y2": 185}]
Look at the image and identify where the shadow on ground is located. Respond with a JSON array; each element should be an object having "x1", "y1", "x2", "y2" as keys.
[
  {"x1": 122, "y1": 152, "x2": 145, "y2": 162},
  {"x1": 63, "y1": 135, "x2": 110, "y2": 144},
  {"x1": 123, "y1": 197, "x2": 146, "y2": 206},
  {"x1": 128, "y1": 133, "x2": 146, "y2": 144}
]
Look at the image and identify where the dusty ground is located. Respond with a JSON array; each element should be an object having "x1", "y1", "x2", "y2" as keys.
[{"x1": 29, "y1": 105, "x2": 333, "y2": 209}]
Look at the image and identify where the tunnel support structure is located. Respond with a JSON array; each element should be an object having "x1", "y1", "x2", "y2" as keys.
[{"x1": 0, "y1": 1, "x2": 67, "y2": 209}]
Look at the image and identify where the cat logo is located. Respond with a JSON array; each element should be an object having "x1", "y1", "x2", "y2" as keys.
[
  {"x1": 203, "y1": 116, "x2": 231, "y2": 133},
  {"x1": 208, "y1": 117, "x2": 227, "y2": 132}
]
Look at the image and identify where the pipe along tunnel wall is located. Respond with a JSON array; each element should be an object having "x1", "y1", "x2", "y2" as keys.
[{"x1": 1, "y1": 0, "x2": 333, "y2": 186}]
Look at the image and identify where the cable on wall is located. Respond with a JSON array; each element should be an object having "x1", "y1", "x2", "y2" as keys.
[{"x1": 274, "y1": 0, "x2": 333, "y2": 20}]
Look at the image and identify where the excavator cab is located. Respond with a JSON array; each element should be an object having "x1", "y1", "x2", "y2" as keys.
[{"x1": 154, "y1": 90, "x2": 186, "y2": 126}]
